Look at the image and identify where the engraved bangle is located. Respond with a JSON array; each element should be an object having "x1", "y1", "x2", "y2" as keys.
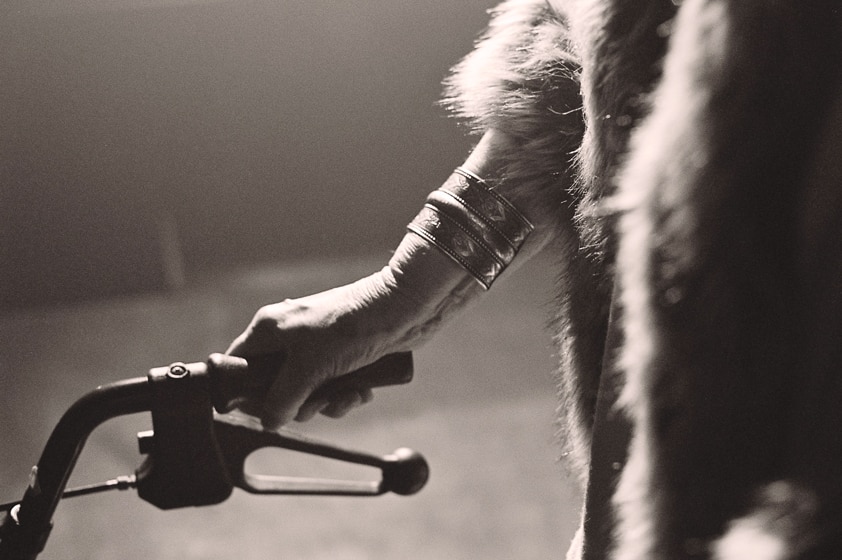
[{"x1": 407, "y1": 169, "x2": 534, "y2": 289}]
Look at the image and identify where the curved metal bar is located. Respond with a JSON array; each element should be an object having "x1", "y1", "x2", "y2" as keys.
[
  {"x1": 0, "y1": 352, "x2": 422, "y2": 559},
  {"x1": 212, "y1": 413, "x2": 429, "y2": 497},
  {"x1": 0, "y1": 377, "x2": 151, "y2": 560}
]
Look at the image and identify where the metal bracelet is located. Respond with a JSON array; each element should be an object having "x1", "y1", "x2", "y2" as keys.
[{"x1": 407, "y1": 169, "x2": 534, "y2": 289}]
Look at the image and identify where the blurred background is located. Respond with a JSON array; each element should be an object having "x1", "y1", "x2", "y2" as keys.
[{"x1": 1, "y1": 0, "x2": 582, "y2": 558}]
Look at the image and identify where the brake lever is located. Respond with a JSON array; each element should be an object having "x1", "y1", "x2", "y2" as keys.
[
  {"x1": 1, "y1": 354, "x2": 423, "y2": 509},
  {"x1": 0, "y1": 352, "x2": 426, "y2": 560},
  {"x1": 212, "y1": 413, "x2": 428, "y2": 496},
  {"x1": 135, "y1": 352, "x2": 425, "y2": 509},
  {"x1": 207, "y1": 351, "x2": 427, "y2": 496}
]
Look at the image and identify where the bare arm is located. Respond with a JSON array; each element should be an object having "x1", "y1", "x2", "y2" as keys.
[
  {"x1": 227, "y1": 129, "x2": 567, "y2": 428},
  {"x1": 228, "y1": 0, "x2": 583, "y2": 429}
]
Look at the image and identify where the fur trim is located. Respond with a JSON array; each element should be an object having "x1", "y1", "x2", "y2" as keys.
[
  {"x1": 442, "y1": 0, "x2": 580, "y2": 142},
  {"x1": 568, "y1": 0, "x2": 676, "y2": 259},
  {"x1": 448, "y1": 0, "x2": 842, "y2": 558},
  {"x1": 441, "y1": 0, "x2": 584, "y2": 232},
  {"x1": 614, "y1": 0, "x2": 842, "y2": 558}
]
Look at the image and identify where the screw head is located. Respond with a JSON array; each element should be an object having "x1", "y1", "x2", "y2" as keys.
[{"x1": 167, "y1": 363, "x2": 189, "y2": 378}]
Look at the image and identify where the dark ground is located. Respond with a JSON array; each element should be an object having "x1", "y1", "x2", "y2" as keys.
[{"x1": 0, "y1": 254, "x2": 581, "y2": 559}]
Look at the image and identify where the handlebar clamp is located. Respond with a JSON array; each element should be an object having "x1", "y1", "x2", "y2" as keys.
[{"x1": 135, "y1": 361, "x2": 233, "y2": 509}]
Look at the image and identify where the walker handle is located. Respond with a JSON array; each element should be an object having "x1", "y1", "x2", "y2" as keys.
[{"x1": 208, "y1": 352, "x2": 414, "y2": 414}]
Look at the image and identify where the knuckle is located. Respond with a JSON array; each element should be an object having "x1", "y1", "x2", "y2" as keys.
[{"x1": 252, "y1": 305, "x2": 279, "y2": 330}]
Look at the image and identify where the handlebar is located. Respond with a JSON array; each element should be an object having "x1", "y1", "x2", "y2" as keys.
[
  {"x1": 0, "y1": 352, "x2": 426, "y2": 560},
  {"x1": 208, "y1": 351, "x2": 414, "y2": 414}
]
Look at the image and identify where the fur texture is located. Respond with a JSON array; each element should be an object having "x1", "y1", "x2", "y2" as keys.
[
  {"x1": 614, "y1": 1, "x2": 842, "y2": 559},
  {"x1": 446, "y1": 0, "x2": 842, "y2": 559},
  {"x1": 443, "y1": 0, "x2": 607, "y2": 481}
]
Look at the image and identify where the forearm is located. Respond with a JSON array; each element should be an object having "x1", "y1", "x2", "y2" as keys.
[
  {"x1": 390, "y1": 0, "x2": 586, "y2": 343},
  {"x1": 228, "y1": 0, "x2": 584, "y2": 427},
  {"x1": 370, "y1": 128, "x2": 570, "y2": 355}
]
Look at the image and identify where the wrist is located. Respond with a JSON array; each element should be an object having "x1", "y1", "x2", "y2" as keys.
[
  {"x1": 324, "y1": 255, "x2": 472, "y2": 357},
  {"x1": 387, "y1": 233, "x2": 482, "y2": 306}
]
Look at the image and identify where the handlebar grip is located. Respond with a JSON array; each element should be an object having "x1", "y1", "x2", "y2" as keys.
[
  {"x1": 208, "y1": 352, "x2": 413, "y2": 414},
  {"x1": 306, "y1": 352, "x2": 413, "y2": 404}
]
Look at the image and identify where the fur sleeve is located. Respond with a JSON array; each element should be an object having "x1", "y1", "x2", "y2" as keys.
[
  {"x1": 443, "y1": 1, "x2": 606, "y2": 487},
  {"x1": 441, "y1": 0, "x2": 585, "y2": 230},
  {"x1": 442, "y1": 0, "x2": 581, "y2": 142}
]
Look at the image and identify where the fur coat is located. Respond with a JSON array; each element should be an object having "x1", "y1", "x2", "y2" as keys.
[{"x1": 444, "y1": 1, "x2": 842, "y2": 559}]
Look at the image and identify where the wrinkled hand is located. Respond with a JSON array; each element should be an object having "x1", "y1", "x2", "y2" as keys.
[
  {"x1": 226, "y1": 228, "x2": 486, "y2": 430},
  {"x1": 226, "y1": 267, "x2": 414, "y2": 429}
]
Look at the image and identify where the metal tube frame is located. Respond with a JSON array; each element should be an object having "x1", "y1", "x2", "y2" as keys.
[{"x1": 0, "y1": 377, "x2": 151, "y2": 560}]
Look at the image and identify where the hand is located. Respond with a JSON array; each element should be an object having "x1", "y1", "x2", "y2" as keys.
[{"x1": 226, "y1": 269, "x2": 406, "y2": 429}]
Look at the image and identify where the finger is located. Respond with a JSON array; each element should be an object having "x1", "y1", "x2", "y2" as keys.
[
  {"x1": 261, "y1": 366, "x2": 321, "y2": 430},
  {"x1": 235, "y1": 398, "x2": 263, "y2": 418},
  {"x1": 226, "y1": 329, "x2": 280, "y2": 358},
  {"x1": 225, "y1": 352, "x2": 286, "y2": 419},
  {"x1": 225, "y1": 334, "x2": 247, "y2": 357},
  {"x1": 295, "y1": 398, "x2": 330, "y2": 423},
  {"x1": 320, "y1": 390, "x2": 365, "y2": 419},
  {"x1": 294, "y1": 386, "x2": 374, "y2": 422}
]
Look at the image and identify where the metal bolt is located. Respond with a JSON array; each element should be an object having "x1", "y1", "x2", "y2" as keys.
[{"x1": 167, "y1": 362, "x2": 189, "y2": 379}]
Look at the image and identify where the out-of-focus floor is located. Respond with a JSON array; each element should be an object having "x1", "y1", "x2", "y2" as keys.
[{"x1": 0, "y1": 254, "x2": 582, "y2": 559}]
